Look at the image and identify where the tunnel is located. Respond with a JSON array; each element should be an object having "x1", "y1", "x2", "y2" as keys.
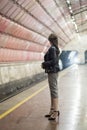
[{"x1": 0, "y1": 0, "x2": 87, "y2": 130}]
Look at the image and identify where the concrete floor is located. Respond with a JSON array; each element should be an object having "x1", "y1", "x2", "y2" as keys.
[{"x1": 0, "y1": 64, "x2": 87, "y2": 130}]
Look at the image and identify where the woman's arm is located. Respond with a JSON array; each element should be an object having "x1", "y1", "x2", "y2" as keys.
[{"x1": 42, "y1": 46, "x2": 57, "y2": 68}]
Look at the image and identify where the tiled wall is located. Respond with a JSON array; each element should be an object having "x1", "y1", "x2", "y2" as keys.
[{"x1": 0, "y1": 61, "x2": 43, "y2": 85}]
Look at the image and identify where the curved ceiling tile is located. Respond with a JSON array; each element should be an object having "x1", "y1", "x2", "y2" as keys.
[
  {"x1": 0, "y1": 33, "x2": 26, "y2": 50},
  {"x1": 23, "y1": 0, "x2": 69, "y2": 43},
  {"x1": 0, "y1": 15, "x2": 49, "y2": 46},
  {"x1": 0, "y1": 0, "x2": 72, "y2": 50},
  {"x1": 38, "y1": 0, "x2": 72, "y2": 40},
  {"x1": 58, "y1": 38, "x2": 66, "y2": 48},
  {"x1": 14, "y1": 10, "x2": 25, "y2": 21},
  {"x1": 50, "y1": 22, "x2": 69, "y2": 43},
  {"x1": 0, "y1": 48, "x2": 43, "y2": 62},
  {"x1": 0, "y1": 0, "x2": 52, "y2": 40},
  {"x1": 0, "y1": 0, "x2": 9, "y2": 10},
  {"x1": 26, "y1": 41, "x2": 44, "y2": 52},
  {"x1": 71, "y1": 0, "x2": 82, "y2": 26},
  {"x1": 0, "y1": 33, "x2": 45, "y2": 52},
  {"x1": 19, "y1": 13, "x2": 52, "y2": 36},
  {"x1": 0, "y1": 0, "x2": 13, "y2": 15},
  {"x1": 71, "y1": 0, "x2": 81, "y2": 11},
  {"x1": 0, "y1": 33, "x2": 6, "y2": 47},
  {"x1": 56, "y1": 0, "x2": 79, "y2": 35},
  {"x1": 75, "y1": 13, "x2": 82, "y2": 25},
  {"x1": 81, "y1": 0, "x2": 87, "y2": 6},
  {"x1": 0, "y1": 16, "x2": 9, "y2": 32},
  {"x1": 0, "y1": 0, "x2": 87, "y2": 63},
  {"x1": 81, "y1": 12, "x2": 87, "y2": 25},
  {"x1": 4, "y1": 36, "x2": 27, "y2": 50},
  {"x1": 23, "y1": 0, "x2": 36, "y2": 10},
  {"x1": 55, "y1": 1, "x2": 74, "y2": 39},
  {"x1": 26, "y1": 52, "x2": 43, "y2": 61},
  {"x1": 70, "y1": 0, "x2": 87, "y2": 32},
  {"x1": 10, "y1": 0, "x2": 68, "y2": 45},
  {"x1": 29, "y1": 3, "x2": 53, "y2": 26},
  {"x1": 7, "y1": 1, "x2": 52, "y2": 37},
  {"x1": 79, "y1": 21, "x2": 87, "y2": 32},
  {"x1": 73, "y1": 2, "x2": 87, "y2": 15},
  {"x1": 11, "y1": 8, "x2": 22, "y2": 20},
  {"x1": 21, "y1": 0, "x2": 33, "y2": 9},
  {"x1": 6, "y1": 4, "x2": 18, "y2": 17}
]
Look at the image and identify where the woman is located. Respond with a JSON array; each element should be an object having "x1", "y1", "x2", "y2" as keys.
[{"x1": 42, "y1": 33, "x2": 60, "y2": 120}]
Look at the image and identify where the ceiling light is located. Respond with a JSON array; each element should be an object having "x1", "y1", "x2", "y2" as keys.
[
  {"x1": 76, "y1": 29, "x2": 78, "y2": 33},
  {"x1": 70, "y1": 10, "x2": 73, "y2": 13},
  {"x1": 69, "y1": 6, "x2": 72, "y2": 10},
  {"x1": 66, "y1": 0, "x2": 78, "y2": 33},
  {"x1": 71, "y1": 16, "x2": 75, "y2": 20},
  {"x1": 72, "y1": 21, "x2": 75, "y2": 24},
  {"x1": 66, "y1": 0, "x2": 70, "y2": 4},
  {"x1": 74, "y1": 24, "x2": 78, "y2": 29},
  {"x1": 86, "y1": 15, "x2": 87, "y2": 19}
]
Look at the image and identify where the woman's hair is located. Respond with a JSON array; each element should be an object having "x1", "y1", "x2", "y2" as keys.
[{"x1": 48, "y1": 34, "x2": 58, "y2": 47}]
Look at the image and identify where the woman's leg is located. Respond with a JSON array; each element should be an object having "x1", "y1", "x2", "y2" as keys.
[
  {"x1": 48, "y1": 97, "x2": 60, "y2": 120},
  {"x1": 48, "y1": 73, "x2": 60, "y2": 120},
  {"x1": 48, "y1": 73, "x2": 58, "y2": 110},
  {"x1": 52, "y1": 97, "x2": 58, "y2": 111}
]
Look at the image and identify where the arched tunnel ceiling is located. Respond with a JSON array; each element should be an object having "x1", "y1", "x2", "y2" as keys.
[{"x1": 0, "y1": 0, "x2": 87, "y2": 62}]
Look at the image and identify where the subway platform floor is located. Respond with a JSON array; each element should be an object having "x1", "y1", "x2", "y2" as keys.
[{"x1": 0, "y1": 64, "x2": 87, "y2": 130}]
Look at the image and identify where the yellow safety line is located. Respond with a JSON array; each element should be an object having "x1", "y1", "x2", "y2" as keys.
[{"x1": 0, "y1": 85, "x2": 47, "y2": 120}]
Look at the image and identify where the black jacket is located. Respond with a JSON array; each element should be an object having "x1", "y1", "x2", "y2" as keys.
[{"x1": 42, "y1": 45, "x2": 60, "y2": 73}]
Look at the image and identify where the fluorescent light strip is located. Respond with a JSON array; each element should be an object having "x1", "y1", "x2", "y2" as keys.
[{"x1": 66, "y1": 0, "x2": 78, "y2": 33}]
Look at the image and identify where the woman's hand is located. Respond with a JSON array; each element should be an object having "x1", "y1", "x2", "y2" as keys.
[{"x1": 41, "y1": 63, "x2": 45, "y2": 69}]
